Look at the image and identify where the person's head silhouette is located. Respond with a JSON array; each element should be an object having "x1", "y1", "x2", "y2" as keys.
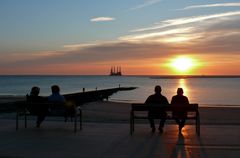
[
  {"x1": 155, "y1": 85, "x2": 162, "y2": 94},
  {"x1": 51, "y1": 85, "x2": 60, "y2": 94},
  {"x1": 30, "y1": 86, "x2": 40, "y2": 96},
  {"x1": 177, "y1": 88, "x2": 184, "y2": 96}
]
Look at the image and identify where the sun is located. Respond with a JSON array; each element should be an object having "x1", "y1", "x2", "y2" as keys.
[{"x1": 171, "y1": 57, "x2": 193, "y2": 72}]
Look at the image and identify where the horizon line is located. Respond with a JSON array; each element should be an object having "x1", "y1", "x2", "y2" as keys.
[{"x1": 1, "y1": 74, "x2": 240, "y2": 77}]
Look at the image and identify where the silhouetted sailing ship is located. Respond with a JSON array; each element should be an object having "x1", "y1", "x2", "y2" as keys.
[{"x1": 110, "y1": 66, "x2": 122, "y2": 76}]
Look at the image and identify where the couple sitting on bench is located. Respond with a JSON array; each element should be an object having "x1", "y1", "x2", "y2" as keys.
[
  {"x1": 145, "y1": 85, "x2": 189, "y2": 133},
  {"x1": 26, "y1": 85, "x2": 75, "y2": 128}
]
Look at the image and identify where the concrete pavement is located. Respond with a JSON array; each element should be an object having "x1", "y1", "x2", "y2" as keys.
[{"x1": 0, "y1": 119, "x2": 240, "y2": 158}]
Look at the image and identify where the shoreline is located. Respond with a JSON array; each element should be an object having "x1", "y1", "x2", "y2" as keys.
[
  {"x1": 1, "y1": 74, "x2": 240, "y2": 78},
  {"x1": 0, "y1": 100, "x2": 239, "y2": 125},
  {"x1": 0, "y1": 95, "x2": 240, "y2": 108}
]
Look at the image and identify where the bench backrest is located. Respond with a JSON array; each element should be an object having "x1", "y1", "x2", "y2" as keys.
[
  {"x1": 131, "y1": 103, "x2": 198, "y2": 112},
  {"x1": 17, "y1": 101, "x2": 70, "y2": 116}
]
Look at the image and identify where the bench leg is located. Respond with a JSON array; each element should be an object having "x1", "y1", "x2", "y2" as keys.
[
  {"x1": 80, "y1": 110, "x2": 82, "y2": 130},
  {"x1": 197, "y1": 117, "x2": 200, "y2": 136},
  {"x1": 24, "y1": 114, "x2": 27, "y2": 128},
  {"x1": 130, "y1": 113, "x2": 135, "y2": 135},
  {"x1": 132, "y1": 117, "x2": 135, "y2": 132},
  {"x1": 74, "y1": 115, "x2": 77, "y2": 133},
  {"x1": 130, "y1": 116, "x2": 132, "y2": 135},
  {"x1": 16, "y1": 112, "x2": 19, "y2": 130},
  {"x1": 196, "y1": 116, "x2": 200, "y2": 136}
]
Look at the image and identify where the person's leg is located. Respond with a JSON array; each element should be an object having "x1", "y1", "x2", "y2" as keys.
[
  {"x1": 36, "y1": 108, "x2": 48, "y2": 127},
  {"x1": 179, "y1": 119, "x2": 186, "y2": 129},
  {"x1": 175, "y1": 118, "x2": 180, "y2": 125},
  {"x1": 158, "y1": 119, "x2": 165, "y2": 133},
  {"x1": 148, "y1": 117, "x2": 156, "y2": 132},
  {"x1": 159, "y1": 113, "x2": 167, "y2": 133},
  {"x1": 36, "y1": 113, "x2": 46, "y2": 127},
  {"x1": 181, "y1": 119, "x2": 186, "y2": 126},
  {"x1": 178, "y1": 118, "x2": 186, "y2": 133},
  {"x1": 175, "y1": 118, "x2": 183, "y2": 133}
]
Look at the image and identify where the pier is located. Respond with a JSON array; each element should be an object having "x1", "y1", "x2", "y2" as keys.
[
  {"x1": 0, "y1": 87, "x2": 137, "y2": 113},
  {"x1": 64, "y1": 87, "x2": 137, "y2": 105}
]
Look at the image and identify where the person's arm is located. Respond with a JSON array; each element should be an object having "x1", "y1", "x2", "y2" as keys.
[
  {"x1": 62, "y1": 95, "x2": 66, "y2": 103},
  {"x1": 164, "y1": 96, "x2": 169, "y2": 105},
  {"x1": 185, "y1": 96, "x2": 189, "y2": 104},
  {"x1": 170, "y1": 96, "x2": 174, "y2": 104}
]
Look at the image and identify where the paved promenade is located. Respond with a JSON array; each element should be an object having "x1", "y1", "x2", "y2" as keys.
[{"x1": 0, "y1": 119, "x2": 239, "y2": 158}]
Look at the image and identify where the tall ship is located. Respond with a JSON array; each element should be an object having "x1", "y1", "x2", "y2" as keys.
[{"x1": 110, "y1": 66, "x2": 122, "y2": 76}]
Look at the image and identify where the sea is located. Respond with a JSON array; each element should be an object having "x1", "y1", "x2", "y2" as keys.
[{"x1": 0, "y1": 75, "x2": 240, "y2": 107}]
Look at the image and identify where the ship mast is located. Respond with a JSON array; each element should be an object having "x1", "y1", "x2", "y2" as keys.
[{"x1": 110, "y1": 66, "x2": 122, "y2": 76}]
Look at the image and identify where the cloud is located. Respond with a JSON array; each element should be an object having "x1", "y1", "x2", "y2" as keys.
[
  {"x1": 3, "y1": 11, "x2": 240, "y2": 66},
  {"x1": 180, "y1": 2, "x2": 240, "y2": 10},
  {"x1": 1, "y1": 11, "x2": 240, "y2": 74},
  {"x1": 3, "y1": 23, "x2": 240, "y2": 70},
  {"x1": 121, "y1": 10, "x2": 240, "y2": 54},
  {"x1": 0, "y1": 41, "x2": 173, "y2": 68},
  {"x1": 131, "y1": 11, "x2": 240, "y2": 32},
  {"x1": 120, "y1": 27, "x2": 196, "y2": 42},
  {"x1": 63, "y1": 41, "x2": 121, "y2": 50},
  {"x1": 90, "y1": 17, "x2": 115, "y2": 22},
  {"x1": 129, "y1": 0, "x2": 162, "y2": 11}
]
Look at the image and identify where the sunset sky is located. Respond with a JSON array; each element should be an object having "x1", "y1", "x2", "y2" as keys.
[{"x1": 0, "y1": 0, "x2": 240, "y2": 75}]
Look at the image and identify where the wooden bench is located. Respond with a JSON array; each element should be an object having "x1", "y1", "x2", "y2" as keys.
[
  {"x1": 16, "y1": 101, "x2": 82, "y2": 132},
  {"x1": 130, "y1": 103, "x2": 200, "y2": 136}
]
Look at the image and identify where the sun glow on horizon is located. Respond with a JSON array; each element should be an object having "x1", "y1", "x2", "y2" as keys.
[{"x1": 171, "y1": 57, "x2": 194, "y2": 72}]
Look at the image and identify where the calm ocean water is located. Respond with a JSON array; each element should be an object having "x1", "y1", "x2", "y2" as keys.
[{"x1": 0, "y1": 75, "x2": 240, "y2": 107}]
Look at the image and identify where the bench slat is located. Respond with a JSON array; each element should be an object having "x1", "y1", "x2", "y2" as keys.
[{"x1": 132, "y1": 103, "x2": 198, "y2": 111}]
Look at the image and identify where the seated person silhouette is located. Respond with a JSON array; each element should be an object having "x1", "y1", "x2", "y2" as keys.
[
  {"x1": 48, "y1": 85, "x2": 75, "y2": 120},
  {"x1": 26, "y1": 86, "x2": 48, "y2": 127},
  {"x1": 171, "y1": 88, "x2": 189, "y2": 133},
  {"x1": 145, "y1": 85, "x2": 169, "y2": 133},
  {"x1": 48, "y1": 85, "x2": 65, "y2": 103},
  {"x1": 48, "y1": 85, "x2": 66, "y2": 113}
]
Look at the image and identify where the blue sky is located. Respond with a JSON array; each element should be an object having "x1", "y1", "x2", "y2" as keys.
[{"x1": 0, "y1": 0, "x2": 240, "y2": 75}]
